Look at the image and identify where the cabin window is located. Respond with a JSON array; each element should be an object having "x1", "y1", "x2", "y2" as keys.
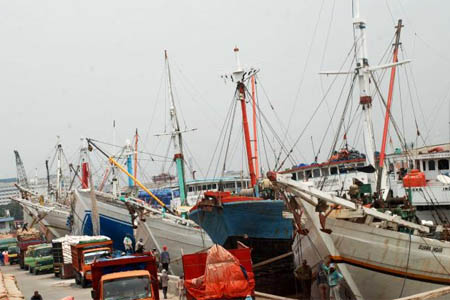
[
  {"x1": 339, "y1": 166, "x2": 348, "y2": 174},
  {"x1": 330, "y1": 167, "x2": 338, "y2": 175},
  {"x1": 321, "y1": 168, "x2": 329, "y2": 176},
  {"x1": 438, "y1": 159, "x2": 449, "y2": 170},
  {"x1": 298, "y1": 171, "x2": 304, "y2": 180},
  {"x1": 188, "y1": 186, "x2": 193, "y2": 192},
  {"x1": 226, "y1": 182, "x2": 235, "y2": 189},
  {"x1": 202, "y1": 185, "x2": 207, "y2": 190},
  {"x1": 415, "y1": 160, "x2": 420, "y2": 170},
  {"x1": 422, "y1": 161, "x2": 427, "y2": 171},
  {"x1": 212, "y1": 184, "x2": 217, "y2": 189},
  {"x1": 357, "y1": 163, "x2": 365, "y2": 167},
  {"x1": 292, "y1": 172, "x2": 297, "y2": 180},
  {"x1": 207, "y1": 184, "x2": 212, "y2": 190},
  {"x1": 305, "y1": 170, "x2": 312, "y2": 179},
  {"x1": 428, "y1": 160, "x2": 436, "y2": 171},
  {"x1": 313, "y1": 169, "x2": 321, "y2": 178}
]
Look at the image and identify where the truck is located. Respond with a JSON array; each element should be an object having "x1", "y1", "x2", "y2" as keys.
[
  {"x1": 0, "y1": 237, "x2": 17, "y2": 253},
  {"x1": 90, "y1": 253, "x2": 159, "y2": 300},
  {"x1": 53, "y1": 235, "x2": 111, "y2": 279},
  {"x1": 71, "y1": 238, "x2": 113, "y2": 288},
  {"x1": 17, "y1": 229, "x2": 43, "y2": 269},
  {"x1": 7, "y1": 245, "x2": 19, "y2": 265},
  {"x1": 25, "y1": 243, "x2": 52, "y2": 274}
]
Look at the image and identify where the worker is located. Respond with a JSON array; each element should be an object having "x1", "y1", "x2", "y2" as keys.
[
  {"x1": 161, "y1": 245, "x2": 170, "y2": 272},
  {"x1": 152, "y1": 248, "x2": 161, "y2": 270},
  {"x1": 316, "y1": 261, "x2": 329, "y2": 300},
  {"x1": 135, "y1": 238, "x2": 145, "y2": 254},
  {"x1": 177, "y1": 275, "x2": 186, "y2": 300},
  {"x1": 123, "y1": 235, "x2": 133, "y2": 254},
  {"x1": 294, "y1": 259, "x2": 312, "y2": 300},
  {"x1": 327, "y1": 263, "x2": 343, "y2": 300},
  {"x1": 30, "y1": 291, "x2": 43, "y2": 300},
  {"x1": 161, "y1": 269, "x2": 169, "y2": 299}
]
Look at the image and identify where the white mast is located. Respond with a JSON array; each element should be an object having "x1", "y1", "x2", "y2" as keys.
[
  {"x1": 352, "y1": 0, "x2": 377, "y2": 168},
  {"x1": 56, "y1": 136, "x2": 63, "y2": 201},
  {"x1": 111, "y1": 120, "x2": 119, "y2": 197}
]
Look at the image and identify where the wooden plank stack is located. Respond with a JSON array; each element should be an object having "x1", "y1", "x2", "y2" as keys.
[{"x1": 0, "y1": 271, "x2": 24, "y2": 300}]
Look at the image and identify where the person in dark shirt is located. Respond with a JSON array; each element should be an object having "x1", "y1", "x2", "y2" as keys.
[
  {"x1": 30, "y1": 291, "x2": 43, "y2": 300},
  {"x1": 161, "y1": 245, "x2": 170, "y2": 272},
  {"x1": 294, "y1": 259, "x2": 312, "y2": 300}
]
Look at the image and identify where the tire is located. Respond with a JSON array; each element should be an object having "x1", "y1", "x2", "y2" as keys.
[
  {"x1": 75, "y1": 272, "x2": 80, "y2": 285},
  {"x1": 29, "y1": 267, "x2": 33, "y2": 273}
]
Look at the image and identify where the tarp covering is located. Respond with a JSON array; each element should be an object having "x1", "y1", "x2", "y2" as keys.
[{"x1": 184, "y1": 245, "x2": 254, "y2": 300}]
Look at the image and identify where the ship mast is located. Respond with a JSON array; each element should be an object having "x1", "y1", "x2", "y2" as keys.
[
  {"x1": 232, "y1": 47, "x2": 257, "y2": 187},
  {"x1": 165, "y1": 50, "x2": 187, "y2": 206},
  {"x1": 352, "y1": 0, "x2": 377, "y2": 169},
  {"x1": 56, "y1": 136, "x2": 63, "y2": 201}
]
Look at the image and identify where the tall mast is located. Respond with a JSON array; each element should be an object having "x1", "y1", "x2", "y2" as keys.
[
  {"x1": 165, "y1": 50, "x2": 187, "y2": 206},
  {"x1": 111, "y1": 120, "x2": 119, "y2": 197},
  {"x1": 56, "y1": 136, "x2": 63, "y2": 201},
  {"x1": 233, "y1": 47, "x2": 257, "y2": 187},
  {"x1": 379, "y1": 20, "x2": 403, "y2": 167},
  {"x1": 134, "y1": 129, "x2": 138, "y2": 186},
  {"x1": 353, "y1": 0, "x2": 377, "y2": 169},
  {"x1": 126, "y1": 139, "x2": 134, "y2": 188},
  {"x1": 251, "y1": 76, "x2": 259, "y2": 180}
]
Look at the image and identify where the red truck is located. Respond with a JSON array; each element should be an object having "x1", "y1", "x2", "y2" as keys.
[
  {"x1": 17, "y1": 229, "x2": 43, "y2": 269},
  {"x1": 182, "y1": 245, "x2": 255, "y2": 300},
  {"x1": 71, "y1": 239, "x2": 113, "y2": 288},
  {"x1": 90, "y1": 253, "x2": 159, "y2": 300}
]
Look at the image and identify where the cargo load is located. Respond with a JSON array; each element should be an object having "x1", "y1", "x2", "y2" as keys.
[
  {"x1": 0, "y1": 271, "x2": 24, "y2": 300},
  {"x1": 52, "y1": 235, "x2": 110, "y2": 279},
  {"x1": 182, "y1": 244, "x2": 255, "y2": 300},
  {"x1": 16, "y1": 229, "x2": 43, "y2": 269}
]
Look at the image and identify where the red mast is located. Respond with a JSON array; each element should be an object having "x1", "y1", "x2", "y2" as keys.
[
  {"x1": 233, "y1": 47, "x2": 257, "y2": 187},
  {"x1": 238, "y1": 82, "x2": 257, "y2": 187},
  {"x1": 379, "y1": 20, "x2": 403, "y2": 167}
]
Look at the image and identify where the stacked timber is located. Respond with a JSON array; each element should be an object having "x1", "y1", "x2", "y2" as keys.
[
  {"x1": 0, "y1": 271, "x2": 24, "y2": 300},
  {"x1": 16, "y1": 228, "x2": 40, "y2": 240}
]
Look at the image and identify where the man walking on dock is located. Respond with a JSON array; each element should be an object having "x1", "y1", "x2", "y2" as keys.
[
  {"x1": 161, "y1": 245, "x2": 170, "y2": 272},
  {"x1": 294, "y1": 259, "x2": 312, "y2": 299}
]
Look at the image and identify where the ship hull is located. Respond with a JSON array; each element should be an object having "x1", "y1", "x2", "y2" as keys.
[
  {"x1": 295, "y1": 199, "x2": 450, "y2": 300},
  {"x1": 189, "y1": 198, "x2": 295, "y2": 295},
  {"x1": 17, "y1": 199, "x2": 70, "y2": 240},
  {"x1": 73, "y1": 189, "x2": 213, "y2": 275}
]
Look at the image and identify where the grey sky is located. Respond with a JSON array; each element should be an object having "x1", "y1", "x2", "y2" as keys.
[{"x1": 1, "y1": 0, "x2": 449, "y2": 182}]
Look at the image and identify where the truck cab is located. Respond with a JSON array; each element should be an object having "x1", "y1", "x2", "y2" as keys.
[
  {"x1": 91, "y1": 253, "x2": 159, "y2": 300},
  {"x1": 71, "y1": 239, "x2": 113, "y2": 288},
  {"x1": 7, "y1": 245, "x2": 19, "y2": 265},
  {"x1": 26, "y1": 243, "x2": 52, "y2": 274},
  {"x1": 100, "y1": 270, "x2": 153, "y2": 300},
  {"x1": 24, "y1": 244, "x2": 41, "y2": 271}
]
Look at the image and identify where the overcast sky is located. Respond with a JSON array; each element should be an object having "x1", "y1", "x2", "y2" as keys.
[{"x1": 1, "y1": 0, "x2": 449, "y2": 183}]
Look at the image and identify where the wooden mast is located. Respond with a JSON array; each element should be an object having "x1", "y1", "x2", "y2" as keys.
[
  {"x1": 134, "y1": 128, "x2": 138, "y2": 186},
  {"x1": 379, "y1": 19, "x2": 403, "y2": 167},
  {"x1": 233, "y1": 47, "x2": 257, "y2": 187},
  {"x1": 251, "y1": 75, "x2": 259, "y2": 180}
]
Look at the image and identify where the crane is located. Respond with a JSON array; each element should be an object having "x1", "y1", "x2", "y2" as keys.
[{"x1": 14, "y1": 150, "x2": 29, "y2": 188}]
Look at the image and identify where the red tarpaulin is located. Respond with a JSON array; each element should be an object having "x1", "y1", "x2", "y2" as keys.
[{"x1": 183, "y1": 245, "x2": 255, "y2": 300}]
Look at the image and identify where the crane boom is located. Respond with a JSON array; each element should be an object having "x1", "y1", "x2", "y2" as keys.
[{"x1": 14, "y1": 150, "x2": 29, "y2": 188}]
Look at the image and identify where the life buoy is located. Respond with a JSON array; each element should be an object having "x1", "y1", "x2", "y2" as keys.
[{"x1": 428, "y1": 146, "x2": 444, "y2": 153}]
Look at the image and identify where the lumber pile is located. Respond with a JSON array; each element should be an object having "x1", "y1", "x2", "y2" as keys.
[{"x1": 0, "y1": 271, "x2": 24, "y2": 300}]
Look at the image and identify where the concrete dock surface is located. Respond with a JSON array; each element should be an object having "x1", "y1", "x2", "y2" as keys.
[{"x1": 0, "y1": 264, "x2": 179, "y2": 300}]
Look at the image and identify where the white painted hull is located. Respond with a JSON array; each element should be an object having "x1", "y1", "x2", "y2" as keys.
[
  {"x1": 74, "y1": 189, "x2": 213, "y2": 275},
  {"x1": 16, "y1": 198, "x2": 70, "y2": 240},
  {"x1": 295, "y1": 200, "x2": 450, "y2": 300}
]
